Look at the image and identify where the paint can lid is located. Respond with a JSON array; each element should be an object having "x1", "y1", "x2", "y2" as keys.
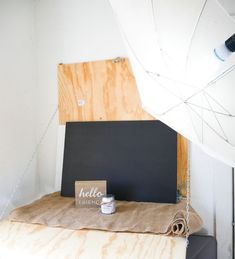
[{"x1": 101, "y1": 194, "x2": 115, "y2": 203}]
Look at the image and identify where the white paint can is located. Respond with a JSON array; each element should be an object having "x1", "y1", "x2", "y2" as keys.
[{"x1": 101, "y1": 195, "x2": 116, "y2": 214}]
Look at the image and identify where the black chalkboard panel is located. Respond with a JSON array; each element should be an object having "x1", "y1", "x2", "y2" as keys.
[{"x1": 61, "y1": 121, "x2": 177, "y2": 203}]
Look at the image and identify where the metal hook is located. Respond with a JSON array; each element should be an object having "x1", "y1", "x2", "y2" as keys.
[{"x1": 112, "y1": 57, "x2": 125, "y2": 63}]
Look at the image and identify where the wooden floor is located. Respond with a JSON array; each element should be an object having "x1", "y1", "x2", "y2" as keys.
[{"x1": 0, "y1": 220, "x2": 186, "y2": 259}]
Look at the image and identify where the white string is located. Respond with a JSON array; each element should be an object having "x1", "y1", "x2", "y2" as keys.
[
  {"x1": 186, "y1": 102, "x2": 234, "y2": 117},
  {"x1": 0, "y1": 106, "x2": 58, "y2": 219},
  {"x1": 185, "y1": 0, "x2": 208, "y2": 72}
]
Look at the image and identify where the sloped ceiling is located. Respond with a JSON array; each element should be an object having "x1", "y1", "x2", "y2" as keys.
[{"x1": 219, "y1": 0, "x2": 235, "y2": 16}]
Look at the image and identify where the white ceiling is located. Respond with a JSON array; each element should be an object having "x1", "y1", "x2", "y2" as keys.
[{"x1": 219, "y1": 0, "x2": 235, "y2": 16}]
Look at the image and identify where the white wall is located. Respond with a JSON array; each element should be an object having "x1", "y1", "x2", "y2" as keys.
[
  {"x1": 35, "y1": 0, "x2": 126, "y2": 194},
  {"x1": 0, "y1": 0, "x2": 38, "y2": 218},
  {"x1": 190, "y1": 144, "x2": 233, "y2": 258}
]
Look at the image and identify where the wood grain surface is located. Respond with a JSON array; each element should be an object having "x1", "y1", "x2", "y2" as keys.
[
  {"x1": 58, "y1": 58, "x2": 188, "y2": 197},
  {"x1": 58, "y1": 58, "x2": 154, "y2": 123},
  {"x1": 0, "y1": 220, "x2": 186, "y2": 259},
  {"x1": 177, "y1": 135, "x2": 189, "y2": 197}
]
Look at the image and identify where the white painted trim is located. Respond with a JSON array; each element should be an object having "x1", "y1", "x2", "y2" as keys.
[{"x1": 55, "y1": 126, "x2": 66, "y2": 191}]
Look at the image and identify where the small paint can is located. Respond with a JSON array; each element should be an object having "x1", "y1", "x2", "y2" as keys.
[{"x1": 101, "y1": 194, "x2": 116, "y2": 214}]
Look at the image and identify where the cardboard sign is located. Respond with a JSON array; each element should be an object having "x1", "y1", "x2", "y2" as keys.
[{"x1": 75, "y1": 181, "x2": 107, "y2": 208}]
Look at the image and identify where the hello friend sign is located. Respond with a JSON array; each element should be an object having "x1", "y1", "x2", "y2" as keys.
[{"x1": 75, "y1": 181, "x2": 107, "y2": 208}]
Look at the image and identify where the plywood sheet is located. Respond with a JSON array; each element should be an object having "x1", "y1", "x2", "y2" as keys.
[
  {"x1": 0, "y1": 220, "x2": 186, "y2": 259},
  {"x1": 177, "y1": 135, "x2": 189, "y2": 197},
  {"x1": 58, "y1": 58, "x2": 154, "y2": 123},
  {"x1": 58, "y1": 58, "x2": 188, "y2": 197}
]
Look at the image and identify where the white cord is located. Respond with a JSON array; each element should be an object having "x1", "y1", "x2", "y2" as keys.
[{"x1": 0, "y1": 107, "x2": 58, "y2": 219}]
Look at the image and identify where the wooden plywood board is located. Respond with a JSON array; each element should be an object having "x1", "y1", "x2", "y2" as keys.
[
  {"x1": 177, "y1": 135, "x2": 189, "y2": 197},
  {"x1": 58, "y1": 58, "x2": 154, "y2": 123},
  {"x1": 0, "y1": 220, "x2": 186, "y2": 259},
  {"x1": 58, "y1": 58, "x2": 188, "y2": 197}
]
